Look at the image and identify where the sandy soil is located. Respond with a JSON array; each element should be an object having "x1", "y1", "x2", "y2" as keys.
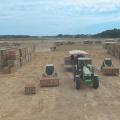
[{"x1": 0, "y1": 41, "x2": 120, "y2": 120}]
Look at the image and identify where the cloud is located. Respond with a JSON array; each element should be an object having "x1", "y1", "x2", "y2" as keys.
[
  {"x1": 55, "y1": 0, "x2": 120, "y2": 13},
  {"x1": 0, "y1": 0, "x2": 120, "y2": 35},
  {"x1": 0, "y1": 0, "x2": 120, "y2": 24},
  {"x1": 1, "y1": 0, "x2": 120, "y2": 13}
]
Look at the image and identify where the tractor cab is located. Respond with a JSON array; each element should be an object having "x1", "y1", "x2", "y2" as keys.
[
  {"x1": 74, "y1": 57, "x2": 92, "y2": 76},
  {"x1": 104, "y1": 58, "x2": 112, "y2": 67},
  {"x1": 77, "y1": 57, "x2": 92, "y2": 66},
  {"x1": 76, "y1": 57, "x2": 92, "y2": 76},
  {"x1": 101, "y1": 58, "x2": 113, "y2": 70}
]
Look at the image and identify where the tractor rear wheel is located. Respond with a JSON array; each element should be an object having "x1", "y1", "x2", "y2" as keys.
[
  {"x1": 73, "y1": 66, "x2": 76, "y2": 81},
  {"x1": 93, "y1": 77, "x2": 99, "y2": 89},
  {"x1": 75, "y1": 76, "x2": 80, "y2": 89}
]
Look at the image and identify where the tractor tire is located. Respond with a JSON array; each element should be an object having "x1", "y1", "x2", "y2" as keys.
[
  {"x1": 73, "y1": 66, "x2": 76, "y2": 81},
  {"x1": 93, "y1": 77, "x2": 99, "y2": 89},
  {"x1": 73, "y1": 74, "x2": 75, "y2": 81},
  {"x1": 75, "y1": 77, "x2": 80, "y2": 89}
]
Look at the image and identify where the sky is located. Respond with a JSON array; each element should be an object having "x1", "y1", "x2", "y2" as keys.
[{"x1": 0, "y1": 0, "x2": 120, "y2": 35}]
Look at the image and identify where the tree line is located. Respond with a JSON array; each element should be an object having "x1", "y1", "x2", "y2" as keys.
[{"x1": 0, "y1": 28, "x2": 120, "y2": 39}]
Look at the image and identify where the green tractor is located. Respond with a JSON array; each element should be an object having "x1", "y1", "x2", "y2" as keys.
[{"x1": 73, "y1": 58, "x2": 99, "y2": 89}]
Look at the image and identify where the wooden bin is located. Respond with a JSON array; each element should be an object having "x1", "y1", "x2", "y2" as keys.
[
  {"x1": 106, "y1": 42, "x2": 120, "y2": 59},
  {"x1": 0, "y1": 48, "x2": 8, "y2": 68},
  {"x1": 8, "y1": 59, "x2": 21, "y2": 69},
  {"x1": 2, "y1": 66, "x2": 17, "y2": 74},
  {"x1": 6, "y1": 48, "x2": 20, "y2": 60},
  {"x1": 25, "y1": 86, "x2": 36, "y2": 95},
  {"x1": 2, "y1": 67, "x2": 10, "y2": 74},
  {"x1": 24, "y1": 80, "x2": 37, "y2": 95},
  {"x1": 40, "y1": 74, "x2": 59, "y2": 87},
  {"x1": 102, "y1": 67, "x2": 119, "y2": 76}
]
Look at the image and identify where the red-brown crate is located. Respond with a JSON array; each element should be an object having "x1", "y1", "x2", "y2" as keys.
[
  {"x1": 102, "y1": 67, "x2": 119, "y2": 76},
  {"x1": 40, "y1": 74, "x2": 59, "y2": 87}
]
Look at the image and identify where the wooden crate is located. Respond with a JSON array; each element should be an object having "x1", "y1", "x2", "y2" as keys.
[
  {"x1": 115, "y1": 44, "x2": 120, "y2": 59},
  {"x1": 19, "y1": 48, "x2": 26, "y2": 57},
  {"x1": 0, "y1": 48, "x2": 8, "y2": 68},
  {"x1": 2, "y1": 67, "x2": 10, "y2": 74},
  {"x1": 25, "y1": 86, "x2": 36, "y2": 95},
  {"x1": 0, "y1": 42, "x2": 9, "y2": 47},
  {"x1": 50, "y1": 46, "x2": 56, "y2": 51},
  {"x1": 0, "y1": 58, "x2": 6, "y2": 69},
  {"x1": 103, "y1": 42, "x2": 118, "y2": 49},
  {"x1": 8, "y1": 60, "x2": 20, "y2": 69},
  {"x1": 2, "y1": 66, "x2": 17, "y2": 74},
  {"x1": 20, "y1": 57, "x2": 27, "y2": 66},
  {"x1": 26, "y1": 55, "x2": 31, "y2": 62},
  {"x1": 28, "y1": 54, "x2": 32, "y2": 61},
  {"x1": 0, "y1": 60, "x2": 2, "y2": 69},
  {"x1": 6, "y1": 48, "x2": 20, "y2": 60},
  {"x1": 106, "y1": 42, "x2": 120, "y2": 59},
  {"x1": 40, "y1": 74, "x2": 59, "y2": 87},
  {"x1": 83, "y1": 40, "x2": 93, "y2": 44},
  {"x1": 54, "y1": 42, "x2": 65, "y2": 46},
  {"x1": 64, "y1": 56, "x2": 72, "y2": 65},
  {"x1": 25, "y1": 81, "x2": 37, "y2": 95},
  {"x1": 10, "y1": 67, "x2": 17, "y2": 73},
  {"x1": 102, "y1": 67, "x2": 119, "y2": 76}
]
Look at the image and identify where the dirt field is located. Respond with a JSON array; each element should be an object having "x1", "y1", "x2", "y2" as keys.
[{"x1": 0, "y1": 40, "x2": 120, "y2": 120}]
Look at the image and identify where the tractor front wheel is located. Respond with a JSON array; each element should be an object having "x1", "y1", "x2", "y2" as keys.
[
  {"x1": 93, "y1": 77, "x2": 99, "y2": 89},
  {"x1": 73, "y1": 66, "x2": 76, "y2": 81},
  {"x1": 75, "y1": 76, "x2": 80, "y2": 89}
]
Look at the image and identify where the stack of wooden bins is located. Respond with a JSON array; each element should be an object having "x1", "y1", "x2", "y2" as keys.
[
  {"x1": 113, "y1": 44, "x2": 117, "y2": 57},
  {"x1": 115, "y1": 44, "x2": 120, "y2": 59},
  {"x1": 105, "y1": 42, "x2": 120, "y2": 59},
  {"x1": 0, "y1": 48, "x2": 8, "y2": 70},
  {"x1": 107, "y1": 43, "x2": 114, "y2": 55},
  {"x1": 110, "y1": 43, "x2": 114, "y2": 55},
  {"x1": 103, "y1": 42, "x2": 117, "y2": 49},
  {"x1": 119, "y1": 44, "x2": 120, "y2": 59},
  {"x1": 0, "y1": 44, "x2": 35, "y2": 74},
  {"x1": 0, "y1": 52, "x2": 1, "y2": 70},
  {"x1": 27, "y1": 45, "x2": 35, "y2": 61},
  {"x1": 26, "y1": 47, "x2": 31, "y2": 62},
  {"x1": 19, "y1": 47, "x2": 27, "y2": 66},
  {"x1": 6, "y1": 48, "x2": 21, "y2": 73}
]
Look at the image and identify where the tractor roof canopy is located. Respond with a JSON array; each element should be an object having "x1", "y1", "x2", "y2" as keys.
[
  {"x1": 69, "y1": 50, "x2": 88, "y2": 56},
  {"x1": 104, "y1": 58, "x2": 111, "y2": 61}
]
